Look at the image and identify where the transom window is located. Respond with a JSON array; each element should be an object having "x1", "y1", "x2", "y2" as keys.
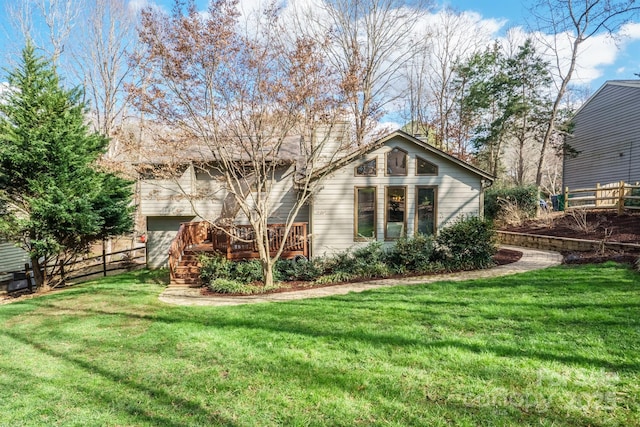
[
  {"x1": 386, "y1": 148, "x2": 408, "y2": 176},
  {"x1": 416, "y1": 156, "x2": 438, "y2": 175},
  {"x1": 355, "y1": 158, "x2": 377, "y2": 176},
  {"x1": 355, "y1": 187, "x2": 376, "y2": 240}
]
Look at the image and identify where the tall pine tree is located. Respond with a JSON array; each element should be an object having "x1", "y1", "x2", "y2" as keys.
[{"x1": 0, "y1": 43, "x2": 133, "y2": 288}]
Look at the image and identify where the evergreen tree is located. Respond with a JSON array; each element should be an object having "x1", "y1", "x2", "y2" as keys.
[{"x1": 0, "y1": 43, "x2": 133, "y2": 288}]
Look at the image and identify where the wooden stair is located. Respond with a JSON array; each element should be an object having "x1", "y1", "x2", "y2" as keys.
[{"x1": 170, "y1": 250, "x2": 202, "y2": 287}]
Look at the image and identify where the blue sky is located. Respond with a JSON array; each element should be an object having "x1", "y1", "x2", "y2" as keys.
[{"x1": 0, "y1": 0, "x2": 638, "y2": 92}]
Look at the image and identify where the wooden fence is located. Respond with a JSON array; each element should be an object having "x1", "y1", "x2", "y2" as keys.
[
  {"x1": 564, "y1": 181, "x2": 640, "y2": 213},
  {"x1": 42, "y1": 245, "x2": 146, "y2": 285}
]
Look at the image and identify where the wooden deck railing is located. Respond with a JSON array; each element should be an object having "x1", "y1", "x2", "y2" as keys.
[
  {"x1": 564, "y1": 181, "x2": 640, "y2": 213},
  {"x1": 168, "y1": 221, "x2": 210, "y2": 281},
  {"x1": 212, "y1": 223, "x2": 308, "y2": 260},
  {"x1": 169, "y1": 221, "x2": 309, "y2": 280}
]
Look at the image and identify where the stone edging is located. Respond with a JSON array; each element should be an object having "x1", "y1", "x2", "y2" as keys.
[{"x1": 497, "y1": 231, "x2": 640, "y2": 253}]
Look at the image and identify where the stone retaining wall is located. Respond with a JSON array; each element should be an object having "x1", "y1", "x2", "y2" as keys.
[{"x1": 497, "y1": 231, "x2": 640, "y2": 253}]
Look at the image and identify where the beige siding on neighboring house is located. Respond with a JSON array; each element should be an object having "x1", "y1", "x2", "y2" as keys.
[
  {"x1": 311, "y1": 136, "x2": 483, "y2": 257},
  {"x1": 564, "y1": 82, "x2": 640, "y2": 189}
]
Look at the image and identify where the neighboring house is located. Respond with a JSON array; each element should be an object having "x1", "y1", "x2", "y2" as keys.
[
  {"x1": 138, "y1": 130, "x2": 494, "y2": 268},
  {"x1": 0, "y1": 240, "x2": 29, "y2": 284},
  {"x1": 563, "y1": 80, "x2": 640, "y2": 190}
]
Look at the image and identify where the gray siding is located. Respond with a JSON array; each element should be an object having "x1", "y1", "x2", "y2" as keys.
[
  {"x1": 564, "y1": 83, "x2": 640, "y2": 189},
  {"x1": 0, "y1": 241, "x2": 29, "y2": 282},
  {"x1": 310, "y1": 136, "x2": 484, "y2": 257},
  {"x1": 140, "y1": 165, "x2": 196, "y2": 216},
  {"x1": 234, "y1": 166, "x2": 309, "y2": 225}
]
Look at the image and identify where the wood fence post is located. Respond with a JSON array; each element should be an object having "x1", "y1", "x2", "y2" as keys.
[
  {"x1": 618, "y1": 181, "x2": 625, "y2": 215},
  {"x1": 595, "y1": 183, "x2": 600, "y2": 207},
  {"x1": 59, "y1": 259, "x2": 65, "y2": 284},
  {"x1": 564, "y1": 186, "x2": 569, "y2": 210},
  {"x1": 102, "y1": 239, "x2": 108, "y2": 277}
]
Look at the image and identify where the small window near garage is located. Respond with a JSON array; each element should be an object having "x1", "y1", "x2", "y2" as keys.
[
  {"x1": 416, "y1": 156, "x2": 438, "y2": 175},
  {"x1": 355, "y1": 158, "x2": 377, "y2": 176},
  {"x1": 386, "y1": 148, "x2": 408, "y2": 176},
  {"x1": 355, "y1": 187, "x2": 377, "y2": 240}
]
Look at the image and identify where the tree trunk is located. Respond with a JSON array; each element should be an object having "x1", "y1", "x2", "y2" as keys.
[
  {"x1": 30, "y1": 255, "x2": 45, "y2": 289},
  {"x1": 262, "y1": 258, "x2": 274, "y2": 288}
]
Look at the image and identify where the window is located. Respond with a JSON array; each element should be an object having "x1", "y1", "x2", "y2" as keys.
[
  {"x1": 416, "y1": 156, "x2": 438, "y2": 175},
  {"x1": 416, "y1": 186, "x2": 437, "y2": 235},
  {"x1": 385, "y1": 186, "x2": 406, "y2": 240},
  {"x1": 386, "y1": 147, "x2": 408, "y2": 176},
  {"x1": 355, "y1": 187, "x2": 376, "y2": 240},
  {"x1": 355, "y1": 158, "x2": 377, "y2": 176}
]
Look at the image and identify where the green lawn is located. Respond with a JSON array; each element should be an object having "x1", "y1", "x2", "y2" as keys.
[{"x1": 0, "y1": 264, "x2": 639, "y2": 426}]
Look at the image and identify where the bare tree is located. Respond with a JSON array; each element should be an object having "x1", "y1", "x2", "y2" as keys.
[
  {"x1": 531, "y1": 0, "x2": 640, "y2": 186},
  {"x1": 410, "y1": 9, "x2": 488, "y2": 155},
  {"x1": 6, "y1": 0, "x2": 80, "y2": 65},
  {"x1": 132, "y1": 0, "x2": 345, "y2": 287},
  {"x1": 72, "y1": 0, "x2": 138, "y2": 146},
  {"x1": 294, "y1": 0, "x2": 430, "y2": 146}
]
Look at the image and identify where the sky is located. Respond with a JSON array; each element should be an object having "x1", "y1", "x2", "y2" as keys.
[{"x1": 0, "y1": 0, "x2": 638, "y2": 97}]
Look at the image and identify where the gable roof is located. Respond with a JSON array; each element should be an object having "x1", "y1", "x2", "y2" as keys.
[
  {"x1": 308, "y1": 129, "x2": 494, "y2": 182},
  {"x1": 574, "y1": 80, "x2": 640, "y2": 117}
]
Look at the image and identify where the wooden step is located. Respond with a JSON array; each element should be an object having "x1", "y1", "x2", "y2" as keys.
[
  {"x1": 170, "y1": 277, "x2": 201, "y2": 286},
  {"x1": 175, "y1": 265, "x2": 200, "y2": 274}
]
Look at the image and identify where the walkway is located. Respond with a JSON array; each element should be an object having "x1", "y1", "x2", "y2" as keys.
[{"x1": 159, "y1": 246, "x2": 563, "y2": 307}]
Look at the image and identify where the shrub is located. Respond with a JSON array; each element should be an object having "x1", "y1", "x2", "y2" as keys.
[
  {"x1": 315, "y1": 271, "x2": 354, "y2": 285},
  {"x1": 199, "y1": 254, "x2": 231, "y2": 284},
  {"x1": 275, "y1": 258, "x2": 324, "y2": 282},
  {"x1": 384, "y1": 234, "x2": 436, "y2": 274},
  {"x1": 485, "y1": 185, "x2": 538, "y2": 220},
  {"x1": 207, "y1": 278, "x2": 250, "y2": 294},
  {"x1": 207, "y1": 278, "x2": 281, "y2": 294},
  {"x1": 199, "y1": 254, "x2": 263, "y2": 285},
  {"x1": 233, "y1": 260, "x2": 263, "y2": 284},
  {"x1": 324, "y1": 241, "x2": 390, "y2": 279},
  {"x1": 436, "y1": 215, "x2": 497, "y2": 270}
]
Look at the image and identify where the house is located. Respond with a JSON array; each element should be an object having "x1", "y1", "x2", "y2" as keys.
[
  {"x1": 0, "y1": 240, "x2": 29, "y2": 287},
  {"x1": 138, "y1": 130, "x2": 494, "y2": 269},
  {"x1": 563, "y1": 80, "x2": 640, "y2": 190}
]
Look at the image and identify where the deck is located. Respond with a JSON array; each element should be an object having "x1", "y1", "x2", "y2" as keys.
[{"x1": 168, "y1": 221, "x2": 309, "y2": 283}]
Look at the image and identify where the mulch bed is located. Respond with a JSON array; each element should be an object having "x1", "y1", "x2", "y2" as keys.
[
  {"x1": 201, "y1": 248, "x2": 524, "y2": 296},
  {"x1": 499, "y1": 210, "x2": 640, "y2": 265},
  {"x1": 501, "y1": 211, "x2": 640, "y2": 244}
]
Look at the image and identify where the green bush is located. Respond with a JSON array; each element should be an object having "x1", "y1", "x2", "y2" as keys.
[
  {"x1": 485, "y1": 185, "x2": 538, "y2": 220},
  {"x1": 207, "y1": 278, "x2": 250, "y2": 294},
  {"x1": 233, "y1": 260, "x2": 263, "y2": 284},
  {"x1": 199, "y1": 255, "x2": 263, "y2": 285},
  {"x1": 275, "y1": 258, "x2": 324, "y2": 282},
  {"x1": 324, "y1": 241, "x2": 390, "y2": 279},
  {"x1": 199, "y1": 254, "x2": 231, "y2": 284},
  {"x1": 384, "y1": 234, "x2": 436, "y2": 274},
  {"x1": 436, "y1": 215, "x2": 497, "y2": 270}
]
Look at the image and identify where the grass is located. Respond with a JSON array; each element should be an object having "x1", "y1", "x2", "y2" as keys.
[{"x1": 0, "y1": 264, "x2": 639, "y2": 426}]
